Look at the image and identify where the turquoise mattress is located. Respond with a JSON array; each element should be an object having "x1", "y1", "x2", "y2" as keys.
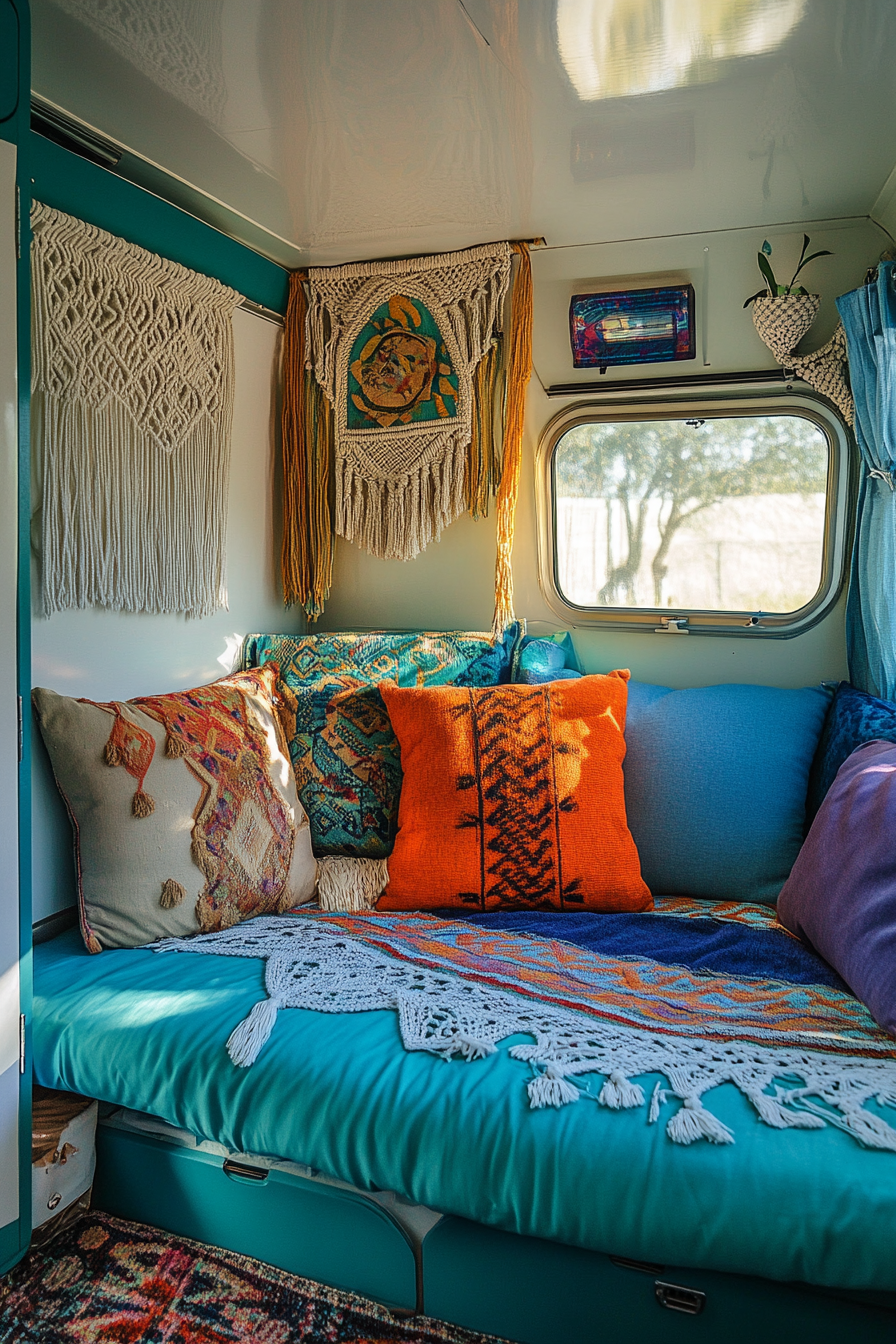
[{"x1": 33, "y1": 916, "x2": 896, "y2": 1294}]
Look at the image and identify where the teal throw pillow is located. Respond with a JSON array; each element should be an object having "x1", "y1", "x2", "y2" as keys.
[{"x1": 242, "y1": 627, "x2": 522, "y2": 856}]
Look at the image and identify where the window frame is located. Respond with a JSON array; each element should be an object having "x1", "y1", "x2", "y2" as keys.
[{"x1": 535, "y1": 385, "x2": 853, "y2": 638}]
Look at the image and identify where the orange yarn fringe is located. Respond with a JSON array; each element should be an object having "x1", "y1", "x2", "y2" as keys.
[
  {"x1": 491, "y1": 242, "x2": 532, "y2": 638},
  {"x1": 280, "y1": 271, "x2": 334, "y2": 620},
  {"x1": 466, "y1": 339, "x2": 501, "y2": 521}
]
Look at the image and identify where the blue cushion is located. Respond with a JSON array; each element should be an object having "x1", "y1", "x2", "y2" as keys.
[
  {"x1": 515, "y1": 632, "x2": 584, "y2": 685},
  {"x1": 805, "y1": 681, "x2": 896, "y2": 823},
  {"x1": 623, "y1": 681, "x2": 831, "y2": 903}
]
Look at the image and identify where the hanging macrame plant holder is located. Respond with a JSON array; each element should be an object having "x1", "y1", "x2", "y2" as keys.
[
  {"x1": 752, "y1": 294, "x2": 854, "y2": 426},
  {"x1": 31, "y1": 202, "x2": 241, "y2": 618},
  {"x1": 281, "y1": 241, "x2": 533, "y2": 633}
]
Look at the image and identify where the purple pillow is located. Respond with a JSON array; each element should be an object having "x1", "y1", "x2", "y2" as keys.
[{"x1": 778, "y1": 739, "x2": 896, "y2": 1035}]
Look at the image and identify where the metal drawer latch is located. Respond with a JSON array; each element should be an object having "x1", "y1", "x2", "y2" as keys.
[
  {"x1": 654, "y1": 1280, "x2": 706, "y2": 1315},
  {"x1": 222, "y1": 1158, "x2": 269, "y2": 1183}
]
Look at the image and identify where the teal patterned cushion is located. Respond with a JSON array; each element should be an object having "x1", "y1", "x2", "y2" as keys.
[{"x1": 241, "y1": 627, "x2": 522, "y2": 856}]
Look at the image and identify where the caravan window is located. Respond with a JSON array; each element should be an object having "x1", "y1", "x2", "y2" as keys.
[{"x1": 540, "y1": 399, "x2": 850, "y2": 636}]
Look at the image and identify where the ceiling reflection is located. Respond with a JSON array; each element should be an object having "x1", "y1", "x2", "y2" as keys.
[
  {"x1": 556, "y1": 0, "x2": 807, "y2": 101},
  {"x1": 29, "y1": 0, "x2": 896, "y2": 263},
  {"x1": 53, "y1": 0, "x2": 229, "y2": 122}
]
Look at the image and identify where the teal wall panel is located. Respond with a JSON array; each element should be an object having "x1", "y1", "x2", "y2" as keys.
[
  {"x1": 0, "y1": 0, "x2": 30, "y2": 1281},
  {"x1": 0, "y1": 0, "x2": 19, "y2": 127},
  {"x1": 30, "y1": 133, "x2": 289, "y2": 312}
]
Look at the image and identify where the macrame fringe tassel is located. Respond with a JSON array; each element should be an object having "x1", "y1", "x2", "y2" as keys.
[
  {"x1": 491, "y1": 242, "x2": 533, "y2": 639},
  {"x1": 317, "y1": 856, "x2": 389, "y2": 911},
  {"x1": 226, "y1": 996, "x2": 281, "y2": 1067},
  {"x1": 280, "y1": 271, "x2": 334, "y2": 620},
  {"x1": 336, "y1": 439, "x2": 468, "y2": 562},
  {"x1": 160, "y1": 878, "x2": 187, "y2": 909},
  {"x1": 35, "y1": 394, "x2": 230, "y2": 618}
]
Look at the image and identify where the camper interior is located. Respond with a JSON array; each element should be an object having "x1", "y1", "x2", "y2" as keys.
[{"x1": 1, "y1": 2, "x2": 896, "y2": 1342}]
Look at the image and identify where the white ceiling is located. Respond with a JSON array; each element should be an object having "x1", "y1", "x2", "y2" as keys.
[{"x1": 30, "y1": 0, "x2": 896, "y2": 267}]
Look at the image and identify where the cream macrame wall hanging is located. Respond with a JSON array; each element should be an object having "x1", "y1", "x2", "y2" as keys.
[
  {"x1": 281, "y1": 241, "x2": 533, "y2": 633},
  {"x1": 31, "y1": 202, "x2": 241, "y2": 618}
]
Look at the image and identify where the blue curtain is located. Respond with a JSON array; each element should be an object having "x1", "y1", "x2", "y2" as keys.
[{"x1": 836, "y1": 262, "x2": 896, "y2": 700}]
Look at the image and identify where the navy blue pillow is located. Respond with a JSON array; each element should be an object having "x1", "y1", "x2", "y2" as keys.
[{"x1": 806, "y1": 682, "x2": 896, "y2": 823}]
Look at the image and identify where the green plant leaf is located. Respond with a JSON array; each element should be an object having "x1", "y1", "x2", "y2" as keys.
[
  {"x1": 789, "y1": 236, "x2": 833, "y2": 287},
  {"x1": 787, "y1": 235, "x2": 811, "y2": 290},
  {"x1": 762, "y1": 240, "x2": 772, "y2": 255},
  {"x1": 742, "y1": 290, "x2": 767, "y2": 307},
  {"x1": 757, "y1": 252, "x2": 777, "y2": 293},
  {"x1": 793, "y1": 249, "x2": 833, "y2": 278},
  {"x1": 776, "y1": 284, "x2": 788, "y2": 296}
]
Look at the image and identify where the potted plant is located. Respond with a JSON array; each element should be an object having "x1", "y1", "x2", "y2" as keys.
[{"x1": 744, "y1": 235, "x2": 832, "y2": 362}]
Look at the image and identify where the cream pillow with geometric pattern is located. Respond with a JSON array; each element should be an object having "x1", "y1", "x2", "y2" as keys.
[{"x1": 33, "y1": 665, "x2": 316, "y2": 952}]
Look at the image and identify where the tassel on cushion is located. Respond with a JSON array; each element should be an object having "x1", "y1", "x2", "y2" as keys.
[
  {"x1": 103, "y1": 740, "x2": 122, "y2": 766},
  {"x1": 165, "y1": 730, "x2": 188, "y2": 758},
  {"x1": 132, "y1": 790, "x2": 155, "y2": 819},
  {"x1": 316, "y1": 856, "x2": 389, "y2": 911},
  {"x1": 159, "y1": 878, "x2": 187, "y2": 909}
]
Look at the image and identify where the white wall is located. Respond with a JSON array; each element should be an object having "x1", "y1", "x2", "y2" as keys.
[
  {"x1": 319, "y1": 219, "x2": 887, "y2": 690},
  {"x1": 31, "y1": 309, "x2": 300, "y2": 924}
]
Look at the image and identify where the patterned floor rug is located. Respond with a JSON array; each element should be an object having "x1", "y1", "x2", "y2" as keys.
[{"x1": 0, "y1": 1210, "x2": 505, "y2": 1344}]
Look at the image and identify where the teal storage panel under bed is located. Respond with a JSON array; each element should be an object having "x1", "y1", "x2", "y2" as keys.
[
  {"x1": 422, "y1": 1216, "x2": 896, "y2": 1344},
  {"x1": 92, "y1": 1122, "x2": 419, "y2": 1312}
]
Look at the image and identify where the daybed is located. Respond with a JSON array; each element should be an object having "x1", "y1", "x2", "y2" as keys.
[{"x1": 30, "y1": 636, "x2": 896, "y2": 1344}]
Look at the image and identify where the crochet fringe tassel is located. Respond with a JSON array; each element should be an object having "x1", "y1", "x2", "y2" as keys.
[
  {"x1": 316, "y1": 856, "x2": 389, "y2": 911},
  {"x1": 154, "y1": 915, "x2": 896, "y2": 1149}
]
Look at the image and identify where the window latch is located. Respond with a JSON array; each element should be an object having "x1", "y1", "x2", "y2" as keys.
[{"x1": 654, "y1": 617, "x2": 689, "y2": 634}]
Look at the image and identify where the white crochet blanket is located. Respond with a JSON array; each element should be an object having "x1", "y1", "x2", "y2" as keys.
[{"x1": 154, "y1": 914, "x2": 896, "y2": 1151}]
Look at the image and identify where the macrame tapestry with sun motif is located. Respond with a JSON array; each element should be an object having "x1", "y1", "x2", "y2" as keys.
[{"x1": 281, "y1": 241, "x2": 533, "y2": 634}]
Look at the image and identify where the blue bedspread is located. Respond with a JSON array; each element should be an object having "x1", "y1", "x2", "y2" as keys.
[
  {"x1": 33, "y1": 903, "x2": 896, "y2": 1293},
  {"x1": 453, "y1": 908, "x2": 850, "y2": 989}
]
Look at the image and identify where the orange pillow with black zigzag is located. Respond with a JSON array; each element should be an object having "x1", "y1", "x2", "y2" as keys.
[{"x1": 377, "y1": 672, "x2": 651, "y2": 912}]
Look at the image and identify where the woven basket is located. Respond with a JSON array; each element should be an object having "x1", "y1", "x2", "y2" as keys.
[{"x1": 752, "y1": 294, "x2": 820, "y2": 363}]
